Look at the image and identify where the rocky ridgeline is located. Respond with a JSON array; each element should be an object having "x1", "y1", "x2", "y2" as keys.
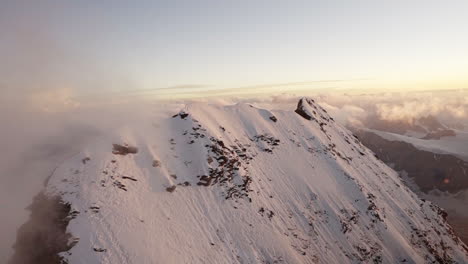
[
  {"x1": 100, "y1": 147, "x2": 140, "y2": 193},
  {"x1": 293, "y1": 98, "x2": 468, "y2": 263},
  {"x1": 12, "y1": 98, "x2": 468, "y2": 264},
  {"x1": 172, "y1": 111, "x2": 281, "y2": 201},
  {"x1": 295, "y1": 98, "x2": 368, "y2": 164}
]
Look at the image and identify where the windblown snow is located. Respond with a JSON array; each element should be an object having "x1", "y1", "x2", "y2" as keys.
[{"x1": 43, "y1": 98, "x2": 468, "y2": 263}]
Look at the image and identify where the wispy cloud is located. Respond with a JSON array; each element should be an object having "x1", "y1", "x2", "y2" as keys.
[{"x1": 158, "y1": 84, "x2": 212, "y2": 90}]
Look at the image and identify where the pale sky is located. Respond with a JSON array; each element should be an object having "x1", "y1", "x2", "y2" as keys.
[{"x1": 1, "y1": 0, "x2": 468, "y2": 98}]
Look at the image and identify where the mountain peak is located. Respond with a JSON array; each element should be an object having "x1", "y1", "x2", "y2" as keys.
[
  {"x1": 295, "y1": 97, "x2": 333, "y2": 123},
  {"x1": 13, "y1": 100, "x2": 468, "y2": 264}
]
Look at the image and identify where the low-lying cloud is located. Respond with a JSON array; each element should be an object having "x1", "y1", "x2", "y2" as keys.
[{"x1": 314, "y1": 90, "x2": 468, "y2": 129}]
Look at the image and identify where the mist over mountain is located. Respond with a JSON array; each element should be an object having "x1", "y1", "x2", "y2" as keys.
[
  {"x1": 8, "y1": 97, "x2": 468, "y2": 263},
  {"x1": 2, "y1": 0, "x2": 468, "y2": 263}
]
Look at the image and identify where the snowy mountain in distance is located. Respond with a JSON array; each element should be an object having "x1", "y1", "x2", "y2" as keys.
[
  {"x1": 11, "y1": 98, "x2": 468, "y2": 264},
  {"x1": 365, "y1": 129, "x2": 468, "y2": 162},
  {"x1": 364, "y1": 114, "x2": 457, "y2": 140}
]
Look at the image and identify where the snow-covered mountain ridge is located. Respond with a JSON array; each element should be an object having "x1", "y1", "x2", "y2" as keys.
[{"x1": 34, "y1": 98, "x2": 468, "y2": 263}]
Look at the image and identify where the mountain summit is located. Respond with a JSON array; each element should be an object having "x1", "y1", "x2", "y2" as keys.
[{"x1": 12, "y1": 98, "x2": 468, "y2": 263}]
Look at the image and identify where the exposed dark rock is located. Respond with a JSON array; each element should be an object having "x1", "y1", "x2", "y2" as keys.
[
  {"x1": 366, "y1": 193, "x2": 383, "y2": 223},
  {"x1": 113, "y1": 181, "x2": 127, "y2": 191},
  {"x1": 166, "y1": 185, "x2": 177, "y2": 193},
  {"x1": 122, "y1": 176, "x2": 138, "y2": 181},
  {"x1": 172, "y1": 111, "x2": 189, "y2": 119},
  {"x1": 185, "y1": 132, "x2": 253, "y2": 200},
  {"x1": 197, "y1": 175, "x2": 213, "y2": 186},
  {"x1": 178, "y1": 181, "x2": 191, "y2": 187},
  {"x1": 258, "y1": 207, "x2": 275, "y2": 220},
  {"x1": 112, "y1": 144, "x2": 138, "y2": 155},
  {"x1": 9, "y1": 192, "x2": 75, "y2": 264},
  {"x1": 295, "y1": 98, "x2": 313, "y2": 120},
  {"x1": 152, "y1": 160, "x2": 161, "y2": 167},
  {"x1": 251, "y1": 134, "x2": 280, "y2": 153},
  {"x1": 89, "y1": 206, "x2": 100, "y2": 213},
  {"x1": 340, "y1": 209, "x2": 359, "y2": 234},
  {"x1": 269, "y1": 116, "x2": 278, "y2": 122}
]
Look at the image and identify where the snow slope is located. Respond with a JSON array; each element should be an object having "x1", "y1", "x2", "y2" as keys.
[{"x1": 45, "y1": 98, "x2": 468, "y2": 263}]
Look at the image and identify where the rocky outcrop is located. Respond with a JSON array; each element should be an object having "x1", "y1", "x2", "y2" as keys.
[
  {"x1": 294, "y1": 98, "x2": 314, "y2": 120},
  {"x1": 9, "y1": 192, "x2": 76, "y2": 264},
  {"x1": 112, "y1": 144, "x2": 138, "y2": 155}
]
